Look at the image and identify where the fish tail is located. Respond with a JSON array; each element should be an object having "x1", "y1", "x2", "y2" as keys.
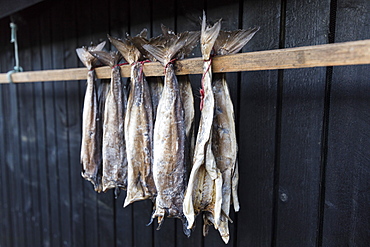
[
  {"x1": 200, "y1": 11, "x2": 221, "y2": 60},
  {"x1": 181, "y1": 215, "x2": 192, "y2": 237},
  {"x1": 108, "y1": 34, "x2": 141, "y2": 64},
  {"x1": 213, "y1": 27, "x2": 260, "y2": 56},
  {"x1": 76, "y1": 41, "x2": 106, "y2": 70},
  {"x1": 142, "y1": 32, "x2": 188, "y2": 65},
  {"x1": 89, "y1": 50, "x2": 122, "y2": 67},
  {"x1": 231, "y1": 160, "x2": 240, "y2": 212}
]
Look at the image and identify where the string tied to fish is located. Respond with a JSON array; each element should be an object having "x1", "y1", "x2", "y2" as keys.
[
  {"x1": 133, "y1": 60, "x2": 151, "y2": 82},
  {"x1": 113, "y1": 62, "x2": 129, "y2": 69},
  {"x1": 200, "y1": 56, "x2": 213, "y2": 111},
  {"x1": 164, "y1": 58, "x2": 177, "y2": 74},
  {"x1": 7, "y1": 21, "x2": 23, "y2": 83}
]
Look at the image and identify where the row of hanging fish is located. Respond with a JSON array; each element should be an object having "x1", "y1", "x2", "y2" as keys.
[{"x1": 76, "y1": 12, "x2": 259, "y2": 244}]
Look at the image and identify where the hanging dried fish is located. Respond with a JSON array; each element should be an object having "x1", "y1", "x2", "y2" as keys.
[
  {"x1": 76, "y1": 41, "x2": 106, "y2": 192},
  {"x1": 161, "y1": 25, "x2": 199, "y2": 172},
  {"x1": 129, "y1": 29, "x2": 164, "y2": 120},
  {"x1": 183, "y1": 12, "x2": 223, "y2": 235},
  {"x1": 208, "y1": 27, "x2": 259, "y2": 243},
  {"x1": 108, "y1": 34, "x2": 156, "y2": 206},
  {"x1": 143, "y1": 30, "x2": 198, "y2": 236},
  {"x1": 89, "y1": 50, "x2": 127, "y2": 194}
]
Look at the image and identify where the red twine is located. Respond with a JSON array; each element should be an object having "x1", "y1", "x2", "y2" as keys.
[
  {"x1": 113, "y1": 62, "x2": 129, "y2": 68},
  {"x1": 136, "y1": 60, "x2": 151, "y2": 82},
  {"x1": 164, "y1": 58, "x2": 177, "y2": 74},
  {"x1": 200, "y1": 58, "x2": 212, "y2": 111}
]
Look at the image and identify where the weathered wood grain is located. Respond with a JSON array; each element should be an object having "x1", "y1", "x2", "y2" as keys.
[
  {"x1": 323, "y1": 0, "x2": 370, "y2": 245},
  {"x1": 1, "y1": 39, "x2": 370, "y2": 83},
  {"x1": 275, "y1": 1, "x2": 330, "y2": 246},
  {"x1": 237, "y1": 0, "x2": 281, "y2": 246}
]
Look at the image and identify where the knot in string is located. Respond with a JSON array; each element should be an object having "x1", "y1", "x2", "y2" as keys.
[
  {"x1": 135, "y1": 60, "x2": 151, "y2": 82},
  {"x1": 164, "y1": 58, "x2": 177, "y2": 74}
]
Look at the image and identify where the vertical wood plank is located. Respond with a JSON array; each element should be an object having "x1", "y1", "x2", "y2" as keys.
[
  {"x1": 323, "y1": 0, "x2": 370, "y2": 246},
  {"x1": 39, "y1": 3, "x2": 62, "y2": 246},
  {"x1": 50, "y1": 2, "x2": 74, "y2": 246},
  {"x1": 28, "y1": 47, "x2": 43, "y2": 247},
  {"x1": 237, "y1": 1, "x2": 280, "y2": 246},
  {"x1": 1, "y1": 28, "x2": 27, "y2": 244},
  {"x1": 34, "y1": 5, "x2": 52, "y2": 246},
  {"x1": 16, "y1": 15, "x2": 39, "y2": 246},
  {"x1": 0, "y1": 24, "x2": 4, "y2": 247},
  {"x1": 0, "y1": 18, "x2": 13, "y2": 247},
  {"x1": 0, "y1": 84, "x2": 8, "y2": 247},
  {"x1": 62, "y1": 1, "x2": 86, "y2": 247},
  {"x1": 275, "y1": 0, "x2": 330, "y2": 246},
  {"x1": 2, "y1": 66, "x2": 26, "y2": 246}
]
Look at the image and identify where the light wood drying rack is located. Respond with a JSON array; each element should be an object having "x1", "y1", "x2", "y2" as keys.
[{"x1": 0, "y1": 39, "x2": 370, "y2": 84}]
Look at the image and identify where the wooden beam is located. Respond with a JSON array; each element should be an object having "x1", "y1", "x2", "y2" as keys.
[{"x1": 1, "y1": 39, "x2": 370, "y2": 84}]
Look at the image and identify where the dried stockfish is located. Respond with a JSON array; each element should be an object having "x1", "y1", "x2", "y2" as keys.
[
  {"x1": 143, "y1": 29, "x2": 199, "y2": 236},
  {"x1": 89, "y1": 50, "x2": 127, "y2": 194},
  {"x1": 183, "y1": 12, "x2": 223, "y2": 236},
  {"x1": 108, "y1": 34, "x2": 156, "y2": 206},
  {"x1": 77, "y1": 41, "x2": 106, "y2": 192},
  {"x1": 209, "y1": 27, "x2": 259, "y2": 243}
]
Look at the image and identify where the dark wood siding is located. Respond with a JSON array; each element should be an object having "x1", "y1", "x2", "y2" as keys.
[{"x1": 0, "y1": 0, "x2": 369, "y2": 246}]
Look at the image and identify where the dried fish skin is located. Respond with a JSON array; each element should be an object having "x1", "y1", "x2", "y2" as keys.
[
  {"x1": 124, "y1": 62, "x2": 156, "y2": 207},
  {"x1": 77, "y1": 41, "x2": 106, "y2": 192},
  {"x1": 210, "y1": 73, "x2": 238, "y2": 244},
  {"x1": 90, "y1": 50, "x2": 127, "y2": 192},
  {"x1": 101, "y1": 64, "x2": 127, "y2": 191},
  {"x1": 109, "y1": 34, "x2": 157, "y2": 206},
  {"x1": 178, "y1": 75, "x2": 195, "y2": 173},
  {"x1": 142, "y1": 30, "x2": 199, "y2": 237},
  {"x1": 152, "y1": 64, "x2": 187, "y2": 224},
  {"x1": 183, "y1": 13, "x2": 223, "y2": 232},
  {"x1": 80, "y1": 70, "x2": 102, "y2": 191},
  {"x1": 209, "y1": 27, "x2": 259, "y2": 243},
  {"x1": 147, "y1": 76, "x2": 163, "y2": 120}
]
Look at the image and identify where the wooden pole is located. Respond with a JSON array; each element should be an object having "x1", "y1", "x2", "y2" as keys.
[{"x1": 1, "y1": 39, "x2": 370, "y2": 84}]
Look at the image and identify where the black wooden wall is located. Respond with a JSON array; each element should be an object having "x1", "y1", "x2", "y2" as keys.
[{"x1": 0, "y1": 0, "x2": 369, "y2": 246}]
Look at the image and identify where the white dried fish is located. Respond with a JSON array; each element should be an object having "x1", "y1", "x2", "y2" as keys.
[{"x1": 183, "y1": 12, "x2": 223, "y2": 234}]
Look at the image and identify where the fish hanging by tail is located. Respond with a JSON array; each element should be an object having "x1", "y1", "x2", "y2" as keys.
[
  {"x1": 183, "y1": 12, "x2": 223, "y2": 237},
  {"x1": 108, "y1": 34, "x2": 157, "y2": 207},
  {"x1": 208, "y1": 27, "x2": 259, "y2": 244},
  {"x1": 77, "y1": 41, "x2": 106, "y2": 192},
  {"x1": 89, "y1": 49, "x2": 127, "y2": 194},
  {"x1": 143, "y1": 29, "x2": 199, "y2": 237}
]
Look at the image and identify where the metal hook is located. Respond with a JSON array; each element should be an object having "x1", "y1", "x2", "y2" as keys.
[{"x1": 7, "y1": 22, "x2": 23, "y2": 83}]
